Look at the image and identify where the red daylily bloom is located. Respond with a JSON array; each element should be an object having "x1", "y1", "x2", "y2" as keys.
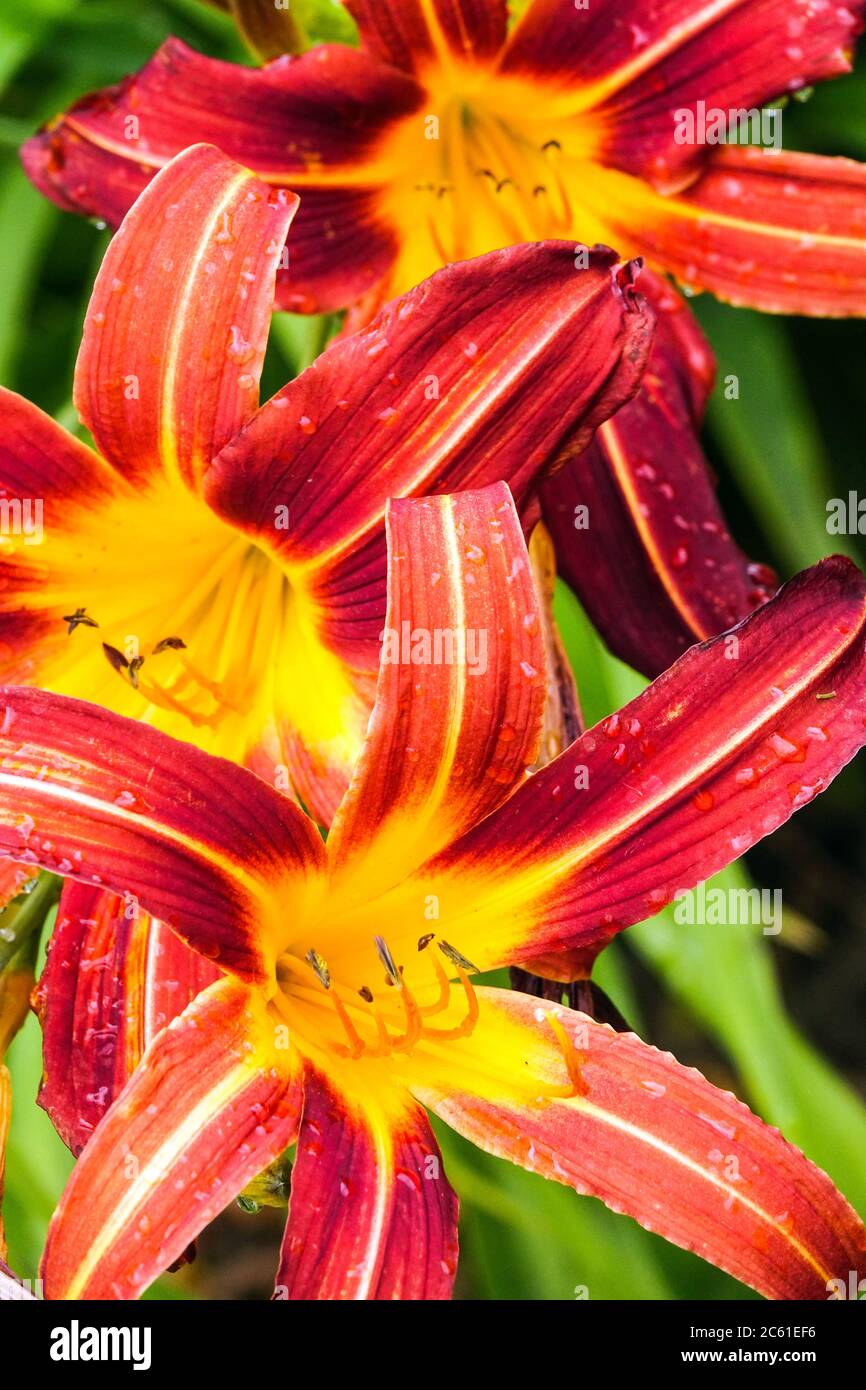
[
  {"x1": 0, "y1": 484, "x2": 864, "y2": 1300},
  {"x1": 3, "y1": 139, "x2": 658, "y2": 1149},
  {"x1": 21, "y1": 1, "x2": 866, "y2": 318},
  {"x1": 0, "y1": 141, "x2": 651, "y2": 824},
  {"x1": 22, "y1": 1, "x2": 832, "y2": 674}
]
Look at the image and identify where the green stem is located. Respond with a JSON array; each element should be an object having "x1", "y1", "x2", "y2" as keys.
[{"x1": 0, "y1": 872, "x2": 61, "y2": 973}]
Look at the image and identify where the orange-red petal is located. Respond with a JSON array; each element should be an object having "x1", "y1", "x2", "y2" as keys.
[
  {"x1": 503, "y1": 1, "x2": 865, "y2": 186},
  {"x1": 596, "y1": 148, "x2": 866, "y2": 316},
  {"x1": 347, "y1": 0, "x2": 507, "y2": 75},
  {"x1": 543, "y1": 272, "x2": 776, "y2": 676},
  {"x1": 35, "y1": 882, "x2": 220, "y2": 1155},
  {"x1": 205, "y1": 242, "x2": 653, "y2": 676},
  {"x1": 41, "y1": 977, "x2": 303, "y2": 1299},
  {"x1": 398, "y1": 556, "x2": 866, "y2": 975},
  {"x1": 21, "y1": 38, "x2": 423, "y2": 314},
  {"x1": 0, "y1": 687, "x2": 325, "y2": 981},
  {"x1": 74, "y1": 143, "x2": 298, "y2": 492},
  {"x1": 326, "y1": 485, "x2": 546, "y2": 889},
  {"x1": 276, "y1": 1065, "x2": 458, "y2": 1300},
  {"x1": 413, "y1": 987, "x2": 866, "y2": 1300}
]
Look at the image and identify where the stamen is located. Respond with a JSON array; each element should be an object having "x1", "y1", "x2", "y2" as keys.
[
  {"x1": 368, "y1": 1006, "x2": 395, "y2": 1056},
  {"x1": 387, "y1": 981, "x2": 423, "y2": 1052},
  {"x1": 330, "y1": 992, "x2": 366, "y2": 1059},
  {"x1": 127, "y1": 637, "x2": 250, "y2": 728},
  {"x1": 280, "y1": 934, "x2": 483, "y2": 1062},
  {"x1": 419, "y1": 951, "x2": 451, "y2": 1018},
  {"x1": 176, "y1": 655, "x2": 246, "y2": 714},
  {"x1": 540, "y1": 139, "x2": 575, "y2": 229},
  {"x1": 135, "y1": 677, "x2": 228, "y2": 730},
  {"x1": 422, "y1": 967, "x2": 479, "y2": 1041},
  {"x1": 546, "y1": 1012, "x2": 589, "y2": 1098}
]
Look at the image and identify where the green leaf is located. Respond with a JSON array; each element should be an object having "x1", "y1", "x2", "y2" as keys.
[{"x1": 696, "y1": 298, "x2": 853, "y2": 574}]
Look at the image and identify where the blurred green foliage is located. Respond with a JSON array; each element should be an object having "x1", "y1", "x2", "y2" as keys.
[{"x1": 1, "y1": 0, "x2": 864, "y2": 1300}]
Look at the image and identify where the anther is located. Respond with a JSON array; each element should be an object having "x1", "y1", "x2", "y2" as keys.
[
  {"x1": 417, "y1": 933, "x2": 435, "y2": 952},
  {"x1": 102, "y1": 642, "x2": 129, "y2": 675},
  {"x1": 64, "y1": 607, "x2": 98, "y2": 635},
  {"x1": 542, "y1": 139, "x2": 562, "y2": 152},
  {"x1": 358, "y1": 985, "x2": 374, "y2": 1003},
  {"x1": 374, "y1": 936, "x2": 401, "y2": 986},
  {"x1": 152, "y1": 636, "x2": 187, "y2": 653},
  {"x1": 304, "y1": 948, "x2": 331, "y2": 990},
  {"x1": 438, "y1": 940, "x2": 479, "y2": 973}
]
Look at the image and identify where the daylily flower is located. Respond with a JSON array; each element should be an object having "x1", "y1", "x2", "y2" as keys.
[
  {"x1": 20, "y1": 1, "x2": 829, "y2": 675},
  {"x1": 0, "y1": 483, "x2": 864, "y2": 1300},
  {"x1": 22, "y1": 0, "x2": 866, "y2": 318},
  {"x1": 1, "y1": 141, "x2": 651, "y2": 823}
]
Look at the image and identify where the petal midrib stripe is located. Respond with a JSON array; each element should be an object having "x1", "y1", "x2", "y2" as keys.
[
  {"x1": 62, "y1": 1062, "x2": 254, "y2": 1298},
  {"x1": 290, "y1": 291, "x2": 607, "y2": 577},
  {"x1": 441, "y1": 589, "x2": 864, "y2": 898},
  {"x1": 502, "y1": 0, "x2": 746, "y2": 113},
  {"x1": 0, "y1": 769, "x2": 274, "y2": 906},
  {"x1": 63, "y1": 119, "x2": 399, "y2": 189},
  {"x1": 599, "y1": 416, "x2": 712, "y2": 641},
  {"x1": 565, "y1": 1093, "x2": 836, "y2": 1286}
]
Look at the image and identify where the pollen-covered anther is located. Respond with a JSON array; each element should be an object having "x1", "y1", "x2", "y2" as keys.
[{"x1": 304, "y1": 948, "x2": 331, "y2": 990}]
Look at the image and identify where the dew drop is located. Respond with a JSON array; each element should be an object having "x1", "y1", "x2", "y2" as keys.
[
  {"x1": 768, "y1": 732, "x2": 806, "y2": 763},
  {"x1": 226, "y1": 324, "x2": 255, "y2": 365},
  {"x1": 670, "y1": 545, "x2": 689, "y2": 570}
]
